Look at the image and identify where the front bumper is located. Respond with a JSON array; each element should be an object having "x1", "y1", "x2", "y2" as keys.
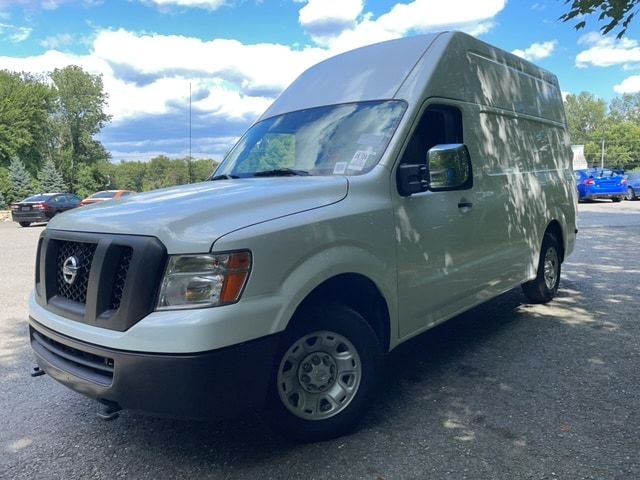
[{"x1": 29, "y1": 318, "x2": 280, "y2": 420}]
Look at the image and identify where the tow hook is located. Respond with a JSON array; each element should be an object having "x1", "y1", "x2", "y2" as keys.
[
  {"x1": 30, "y1": 366, "x2": 45, "y2": 377},
  {"x1": 96, "y1": 401, "x2": 122, "y2": 421}
]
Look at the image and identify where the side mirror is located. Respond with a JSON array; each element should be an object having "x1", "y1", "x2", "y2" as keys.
[
  {"x1": 398, "y1": 163, "x2": 429, "y2": 196},
  {"x1": 427, "y1": 144, "x2": 472, "y2": 191}
]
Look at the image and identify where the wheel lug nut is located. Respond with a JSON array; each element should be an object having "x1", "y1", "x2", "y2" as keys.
[
  {"x1": 301, "y1": 374, "x2": 310, "y2": 383},
  {"x1": 312, "y1": 355, "x2": 320, "y2": 365},
  {"x1": 303, "y1": 363, "x2": 312, "y2": 372},
  {"x1": 322, "y1": 356, "x2": 330, "y2": 365}
]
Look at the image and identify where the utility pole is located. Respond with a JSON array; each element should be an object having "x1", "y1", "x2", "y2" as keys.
[{"x1": 188, "y1": 82, "x2": 193, "y2": 184}]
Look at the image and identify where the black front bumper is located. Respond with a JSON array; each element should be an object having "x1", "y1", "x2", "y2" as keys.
[{"x1": 29, "y1": 318, "x2": 280, "y2": 420}]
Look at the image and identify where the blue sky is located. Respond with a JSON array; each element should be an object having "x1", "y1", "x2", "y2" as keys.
[{"x1": 1, "y1": 0, "x2": 640, "y2": 161}]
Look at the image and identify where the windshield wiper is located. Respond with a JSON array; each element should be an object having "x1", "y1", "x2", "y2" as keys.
[
  {"x1": 252, "y1": 168, "x2": 310, "y2": 177},
  {"x1": 209, "y1": 174, "x2": 239, "y2": 181}
]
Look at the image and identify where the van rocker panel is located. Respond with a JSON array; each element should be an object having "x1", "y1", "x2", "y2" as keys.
[{"x1": 29, "y1": 318, "x2": 280, "y2": 420}]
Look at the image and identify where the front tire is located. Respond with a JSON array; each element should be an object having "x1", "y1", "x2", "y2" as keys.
[
  {"x1": 265, "y1": 304, "x2": 382, "y2": 442},
  {"x1": 19, "y1": 221, "x2": 30, "y2": 227},
  {"x1": 522, "y1": 232, "x2": 561, "y2": 304},
  {"x1": 627, "y1": 187, "x2": 637, "y2": 201},
  {"x1": 612, "y1": 196, "x2": 623, "y2": 202}
]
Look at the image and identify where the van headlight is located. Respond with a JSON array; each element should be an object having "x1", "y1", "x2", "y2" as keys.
[{"x1": 157, "y1": 251, "x2": 251, "y2": 309}]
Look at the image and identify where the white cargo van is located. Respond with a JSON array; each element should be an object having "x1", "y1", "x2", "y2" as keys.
[{"x1": 28, "y1": 31, "x2": 577, "y2": 441}]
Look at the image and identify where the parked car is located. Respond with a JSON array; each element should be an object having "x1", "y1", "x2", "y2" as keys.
[
  {"x1": 11, "y1": 193, "x2": 81, "y2": 227},
  {"x1": 80, "y1": 190, "x2": 134, "y2": 206},
  {"x1": 625, "y1": 172, "x2": 640, "y2": 200},
  {"x1": 574, "y1": 169, "x2": 627, "y2": 202}
]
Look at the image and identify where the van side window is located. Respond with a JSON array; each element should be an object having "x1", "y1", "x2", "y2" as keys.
[{"x1": 401, "y1": 105, "x2": 463, "y2": 165}]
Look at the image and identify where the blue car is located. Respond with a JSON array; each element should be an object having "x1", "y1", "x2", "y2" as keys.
[
  {"x1": 625, "y1": 172, "x2": 640, "y2": 200},
  {"x1": 574, "y1": 169, "x2": 627, "y2": 202}
]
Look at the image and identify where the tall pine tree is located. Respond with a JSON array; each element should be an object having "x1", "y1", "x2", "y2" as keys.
[
  {"x1": 8, "y1": 157, "x2": 33, "y2": 203},
  {"x1": 0, "y1": 190, "x2": 6, "y2": 209},
  {"x1": 38, "y1": 159, "x2": 67, "y2": 193}
]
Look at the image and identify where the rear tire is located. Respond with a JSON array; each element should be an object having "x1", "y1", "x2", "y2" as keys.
[
  {"x1": 19, "y1": 221, "x2": 30, "y2": 227},
  {"x1": 627, "y1": 187, "x2": 637, "y2": 201},
  {"x1": 265, "y1": 304, "x2": 382, "y2": 442},
  {"x1": 522, "y1": 232, "x2": 561, "y2": 304}
]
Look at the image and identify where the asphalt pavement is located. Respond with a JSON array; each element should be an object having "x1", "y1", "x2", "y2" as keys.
[{"x1": 0, "y1": 200, "x2": 638, "y2": 480}]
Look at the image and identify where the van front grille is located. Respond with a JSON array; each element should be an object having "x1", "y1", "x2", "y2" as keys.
[{"x1": 55, "y1": 240, "x2": 97, "y2": 304}]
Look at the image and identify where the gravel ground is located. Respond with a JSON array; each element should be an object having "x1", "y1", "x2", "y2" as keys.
[{"x1": 0, "y1": 201, "x2": 639, "y2": 480}]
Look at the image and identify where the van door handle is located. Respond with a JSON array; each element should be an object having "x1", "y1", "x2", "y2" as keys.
[{"x1": 458, "y1": 201, "x2": 473, "y2": 209}]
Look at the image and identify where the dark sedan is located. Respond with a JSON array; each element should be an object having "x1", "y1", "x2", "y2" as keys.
[{"x1": 11, "y1": 193, "x2": 81, "y2": 227}]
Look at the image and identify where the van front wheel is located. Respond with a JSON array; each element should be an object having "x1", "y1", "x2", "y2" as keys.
[
  {"x1": 265, "y1": 304, "x2": 382, "y2": 442},
  {"x1": 522, "y1": 233, "x2": 561, "y2": 304}
]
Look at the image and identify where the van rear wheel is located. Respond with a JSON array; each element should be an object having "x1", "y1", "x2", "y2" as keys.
[
  {"x1": 522, "y1": 232, "x2": 561, "y2": 304},
  {"x1": 265, "y1": 304, "x2": 382, "y2": 442}
]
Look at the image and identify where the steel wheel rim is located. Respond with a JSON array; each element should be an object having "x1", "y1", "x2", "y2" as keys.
[
  {"x1": 543, "y1": 246, "x2": 559, "y2": 290},
  {"x1": 277, "y1": 330, "x2": 362, "y2": 421}
]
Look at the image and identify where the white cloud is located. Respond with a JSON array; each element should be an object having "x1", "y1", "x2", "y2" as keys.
[
  {"x1": 0, "y1": 28, "x2": 328, "y2": 127},
  {"x1": 39, "y1": 32, "x2": 75, "y2": 49},
  {"x1": 145, "y1": 0, "x2": 227, "y2": 10},
  {"x1": 511, "y1": 40, "x2": 557, "y2": 62},
  {"x1": 0, "y1": 1, "x2": 508, "y2": 158},
  {"x1": 297, "y1": 0, "x2": 507, "y2": 52},
  {"x1": 575, "y1": 32, "x2": 640, "y2": 68},
  {"x1": 0, "y1": 0, "x2": 94, "y2": 10},
  {"x1": 9, "y1": 25, "x2": 30, "y2": 42},
  {"x1": 91, "y1": 29, "x2": 327, "y2": 97},
  {"x1": 614, "y1": 75, "x2": 640, "y2": 93},
  {"x1": 0, "y1": 22, "x2": 32, "y2": 42},
  {"x1": 298, "y1": 0, "x2": 363, "y2": 45}
]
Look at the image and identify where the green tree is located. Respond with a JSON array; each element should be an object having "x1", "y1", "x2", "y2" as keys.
[
  {"x1": 0, "y1": 190, "x2": 6, "y2": 209},
  {"x1": 560, "y1": 0, "x2": 639, "y2": 38},
  {"x1": 50, "y1": 65, "x2": 111, "y2": 191},
  {"x1": 192, "y1": 158, "x2": 218, "y2": 182},
  {"x1": 142, "y1": 156, "x2": 191, "y2": 190},
  {"x1": 75, "y1": 163, "x2": 112, "y2": 199},
  {"x1": 8, "y1": 157, "x2": 34, "y2": 203},
  {"x1": 602, "y1": 121, "x2": 640, "y2": 169},
  {"x1": 608, "y1": 93, "x2": 640, "y2": 123},
  {"x1": 38, "y1": 159, "x2": 67, "y2": 193},
  {"x1": 0, "y1": 166, "x2": 10, "y2": 203},
  {"x1": 0, "y1": 70, "x2": 55, "y2": 172},
  {"x1": 564, "y1": 92, "x2": 608, "y2": 164},
  {"x1": 113, "y1": 161, "x2": 147, "y2": 192}
]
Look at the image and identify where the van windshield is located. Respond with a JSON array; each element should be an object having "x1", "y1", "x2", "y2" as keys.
[{"x1": 212, "y1": 100, "x2": 406, "y2": 178}]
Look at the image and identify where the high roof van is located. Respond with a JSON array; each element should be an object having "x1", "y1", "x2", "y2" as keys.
[{"x1": 28, "y1": 31, "x2": 577, "y2": 441}]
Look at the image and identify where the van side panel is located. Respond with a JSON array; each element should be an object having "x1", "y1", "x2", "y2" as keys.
[
  {"x1": 389, "y1": 31, "x2": 576, "y2": 342},
  {"x1": 394, "y1": 31, "x2": 566, "y2": 125},
  {"x1": 470, "y1": 109, "x2": 575, "y2": 279}
]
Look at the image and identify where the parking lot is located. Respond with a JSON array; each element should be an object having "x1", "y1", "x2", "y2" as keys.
[{"x1": 1, "y1": 201, "x2": 639, "y2": 480}]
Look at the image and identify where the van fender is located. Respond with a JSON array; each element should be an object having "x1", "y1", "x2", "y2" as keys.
[{"x1": 267, "y1": 244, "x2": 398, "y2": 346}]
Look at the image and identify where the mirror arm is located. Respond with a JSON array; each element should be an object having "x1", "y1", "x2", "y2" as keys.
[{"x1": 398, "y1": 164, "x2": 430, "y2": 196}]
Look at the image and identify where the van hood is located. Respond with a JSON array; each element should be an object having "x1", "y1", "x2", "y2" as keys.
[{"x1": 47, "y1": 177, "x2": 348, "y2": 253}]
